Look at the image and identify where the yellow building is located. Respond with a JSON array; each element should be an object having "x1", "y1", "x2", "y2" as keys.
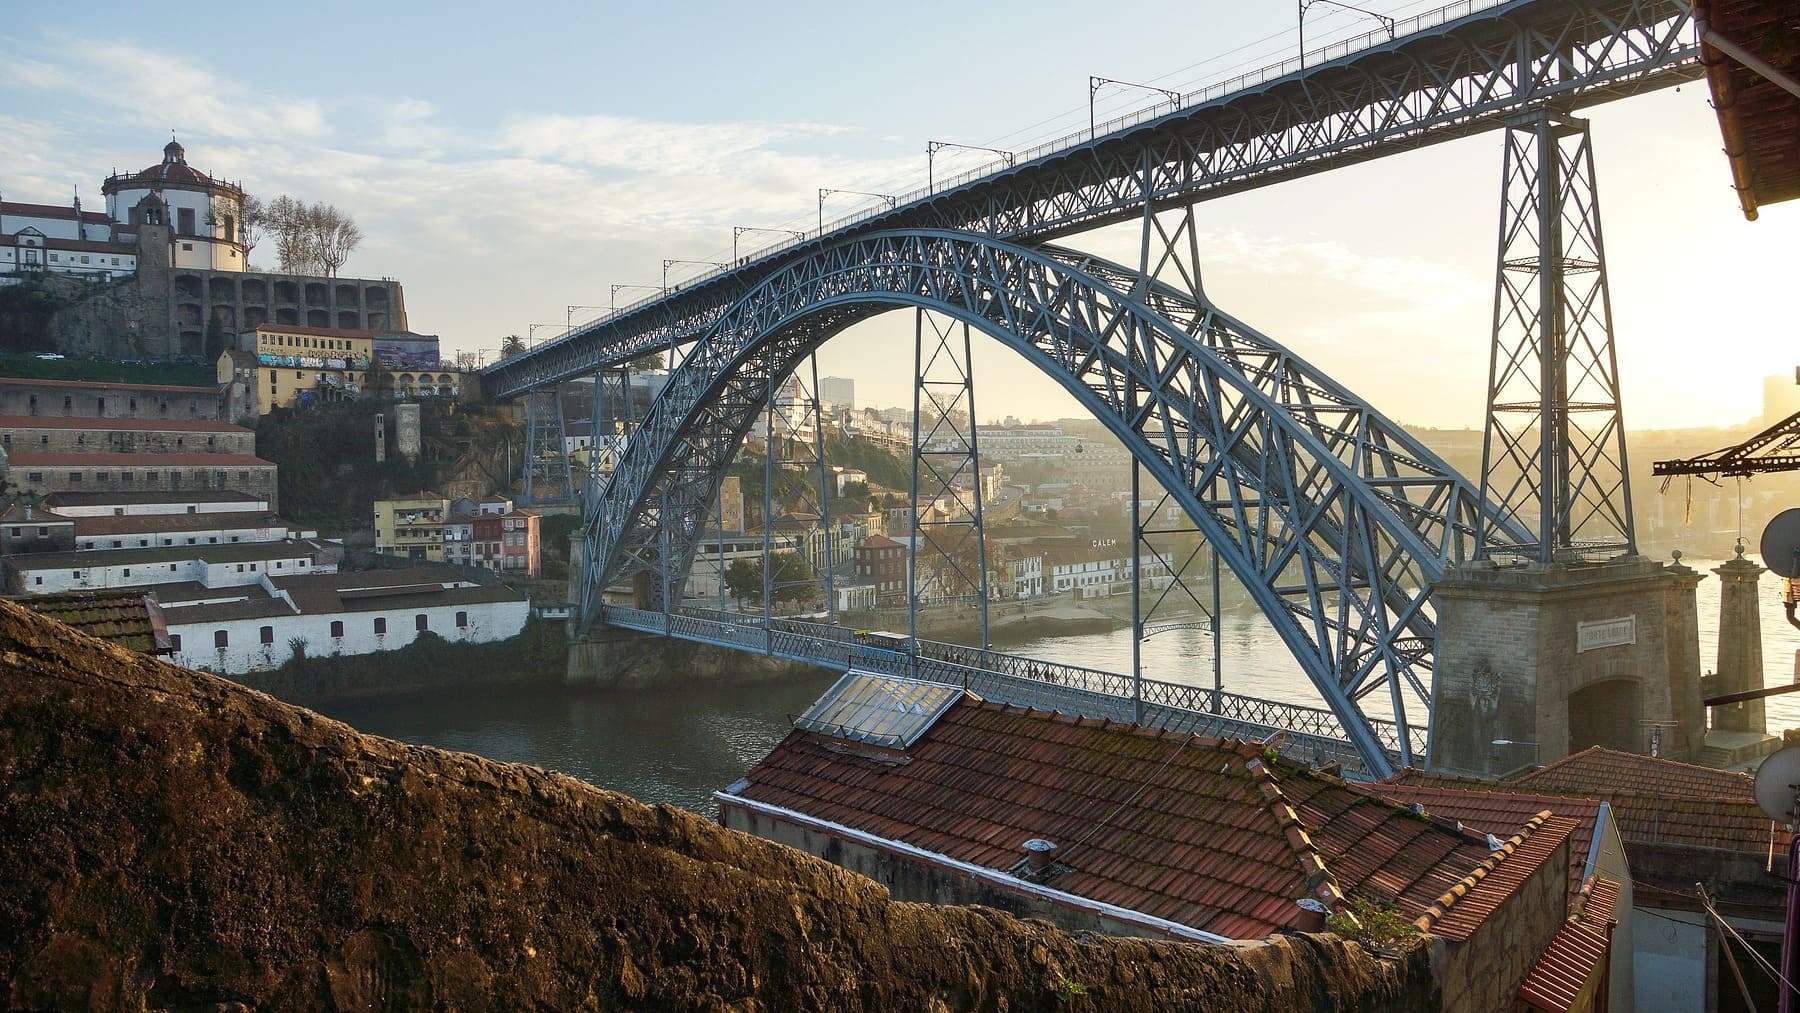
[
  {"x1": 374, "y1": 492, "x2": 448, "y2": 562},
  {"x1": 218, "y1": 325, "x2": 462, "y2": 415},
  {"x1": 221, "y1": 324, "x2": 375, "y2": 415}
]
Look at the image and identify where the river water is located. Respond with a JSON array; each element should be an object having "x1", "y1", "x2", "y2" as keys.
[{"x1": 317, "y1": 558, "x2": 1800, "y2": 815}]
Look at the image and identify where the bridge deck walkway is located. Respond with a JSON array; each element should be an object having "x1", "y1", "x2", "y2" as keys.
[{"x1": 602, "y1": 604, "x2": 1422, "y2": 776}]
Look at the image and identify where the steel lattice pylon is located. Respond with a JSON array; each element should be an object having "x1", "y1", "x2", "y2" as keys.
[
  {"x1": 521, "y1": 388, "x2": 574, "y2": 505},
  {"x1": 909, "y1": 310, "x2": 990, "y2": 647},
  {"x1": 576, "y1": 230, "x2": 1529, "y2": 775},
  {"x1": 1479, "y1": 110, "x2": 1635, "y2": 560}
]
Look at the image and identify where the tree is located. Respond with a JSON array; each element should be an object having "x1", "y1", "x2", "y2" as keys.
[
  {"x1": 313, "y1": 205, "x2": 363, "y2": 277},
  {"x1": 769, "y1": 551, "x2": 820, "y2": 603},
  {"x1": 724, "y1": 559, "x2": 763, "y2": 605},
  {"x1": 499, "y1": 334, "x2": 527, "y2": 359},
  {"x1": 236, "y1": 194, "x2": 265, "y2": 264},
  {"x1": 264, "y1": 196, "x2": 362, "y2": 276},
  {"x1": 629, "y1": 350, "x2": 666, "y2": 371}
]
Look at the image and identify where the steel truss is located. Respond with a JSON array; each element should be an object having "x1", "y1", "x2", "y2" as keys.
[
  {"x1": 577, "y1": 230, "x2": 1527, "y2": 775},
  {"x1": 1479, "y1": 109, "x2": 1635, "y2": 559},
  {"x1": 482, "y1": 0, "x2": 1696, "y2": 401},
  {"x1": 521, "y1": 388, "x2": 574, "y2": 505},
  {"x1": 909, "y1": 311, "x2": 991, "y2": 647},
  {"x1": 759, "y1": 358, "x2": 835, "y2": 621}
]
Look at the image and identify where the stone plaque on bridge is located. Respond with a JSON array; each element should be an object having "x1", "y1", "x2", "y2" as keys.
[{"x1": 1576, "y1": 615, "x2": 1636, "y2": 653}]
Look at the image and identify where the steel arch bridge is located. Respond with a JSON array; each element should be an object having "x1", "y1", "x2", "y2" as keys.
[{"x1": 580, "y1": 230, "x2": 1531, "y2": 769}]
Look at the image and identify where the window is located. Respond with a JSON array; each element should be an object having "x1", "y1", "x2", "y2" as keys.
[
  {"x1": 373, "y1": 617, "x2": 386, "y2": 635},
  {"x1": 111, "y1": 541, "x2": 121, "y2": 548},
  {"x1": 122, "y1": 568, "x2": 130, "y2": 577},
  {"x1": 26, "y1": 472, "x2": 41, "y2": 482},
  {"x1": 416, "y1": 614, "x2": 429, "y2": 631},
  {"x1": 170, "y1": 634, "x2": 181, "y2": 652},
  {"x1": 67, "y1": 473, "x2": 80, "y2": 483},
  {"x1": 330, "y1": 621, "x2": 344, "y2": 638},
  {"x1": 214, "y1": 630, "x2": 229, "y2": 649},
  {"x1": 260, "y1": 626, "x2": 274, "y2": 645},
  {"x1": 455, "y1": 611, "x2": 468, "y2": 628}
]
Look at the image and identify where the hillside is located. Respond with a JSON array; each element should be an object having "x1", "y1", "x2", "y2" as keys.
[{"x1": 0, "y1": 600, "x2": 1433, "y2": 1010}]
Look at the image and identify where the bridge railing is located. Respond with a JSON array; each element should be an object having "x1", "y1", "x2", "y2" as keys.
[
  {"x1": 547, "y1": 0, "x2": 1512, "y2": 333},
  {"x1": 600, "y1": 603, "x2": 1427, "y2": 764}
]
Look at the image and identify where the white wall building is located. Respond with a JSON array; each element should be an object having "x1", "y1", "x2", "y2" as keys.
[
  {"x1": 42, "y1": 490, "x2": 271, "y2": 518},
  {"x1": 160, "y1": 567, "x2": 529, "y2": 674},
  {"x1": 5, "y1": 540, "x2": 328, "y2": 595},
  {"x1": 101, "y1": 140, "x2": 248, "y2": 272}
]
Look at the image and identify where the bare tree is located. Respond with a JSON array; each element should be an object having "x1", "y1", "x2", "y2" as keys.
[
  {"x1": 312, "y1": 204, "x2": 362, "y2": 278},
  {"x1": 237, "y1": 194, "x2": 266, "y2": 265},
  {"x1": 267, "y1": 195, "x2": 319, "y2": 275}
]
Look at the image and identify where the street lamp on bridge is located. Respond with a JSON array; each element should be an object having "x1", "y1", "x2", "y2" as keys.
[
  {"x1": 817, "y1": 188, "x2": 897, "y2": 233},
  {"x1": 662, "y1": 258, "x2": 727, "y2": 295},
  {"x1": 1297, "y1": 0, "x2": 1396, "y2": 69},
  {"x1": 1087, "y1": 76, "x2": 1182, "y2": 136},
  {"x1": 566, "y1": 304, "x2": 604, "y2": 337},
  {"x1": 732, "y1": 226, "x2": 805, "y2": 263},
  {"x1": 609, "y1": 284, "x2": 660, "y2": 313},
  {"x1": 927, "y1": 140, "x2": 1014, "y2": 195}
]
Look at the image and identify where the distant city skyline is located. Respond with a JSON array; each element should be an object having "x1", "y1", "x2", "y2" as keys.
[{"x1": 2, "y1": 1, "x2": 1793, "y2": 431}]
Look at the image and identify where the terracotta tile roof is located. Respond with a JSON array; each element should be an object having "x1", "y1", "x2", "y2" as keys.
[
  {"x1": 0, "y1": 200, "x2": 111, "y2": 223},
  {"x1": 1517, "y1": 876, "x2": 1621, "y2": 1012},
  {"x1": 1509, "y1": 746, "x2": 1756, "y2": 800},
  {"x1": 1384, "y1": 763, "x2": 1784, "y2": 856},
  {"x1": 5, "y1": 452, "x2": 274, "y2": 468},
  {"x1": 0, "y1": 376, "x2": 219, "y2": 394},
  {"x1": 726, "y1": 697, "x2": 1499, "y2": 939},
  {"x1": 6, "y1": 590, "x2": 172, "y2": 654},
  {"x1": 1414, "y1": 814, "x2": 1578, "y2": 942},
  {"x1": 1358, "y1": 782, "x2": 1603, "y2": 898},
  {"x1": 0, "y1": 415, "x2": 250, "y2": 434}
]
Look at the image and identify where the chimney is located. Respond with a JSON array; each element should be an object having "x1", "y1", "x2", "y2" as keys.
[{"x1": 1023, "y1": 838, "x2": 1057, "y2": 877}]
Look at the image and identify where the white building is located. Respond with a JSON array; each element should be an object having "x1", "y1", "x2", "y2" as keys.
[
  {"x1": 5, "y1": 540, "x2": 329, "y2": 595},
  {"x1": 2, "y1": 140, "x2": 248, "y2": 281},
  {"x1": 42, "y1": 490, "x2": 271, "y2": 518},
  {"x1": 101, "y1": 140, "x2": 248, "y2": 272},
  {"x1": 159, "y1": 567, "x2": 529, "y2": 674}
]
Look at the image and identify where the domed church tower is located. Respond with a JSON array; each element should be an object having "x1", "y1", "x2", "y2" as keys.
[{"x1": 102, "y1": 138, "x2": 249, "y2": 272}]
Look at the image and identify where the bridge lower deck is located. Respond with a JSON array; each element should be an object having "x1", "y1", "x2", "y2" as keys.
[{"x1": 601, "y1": 604, "x2": 1424, "y2": 776}]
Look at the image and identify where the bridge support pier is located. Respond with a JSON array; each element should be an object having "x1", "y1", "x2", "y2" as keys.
[
  {"x1": 522, "y1": 387, "x2": 575, "y2": 505},
  {"x1": 1429, "y1": 555, "x2": 1702, "y2": 775}
]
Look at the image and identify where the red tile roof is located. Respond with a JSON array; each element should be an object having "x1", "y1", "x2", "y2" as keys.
[
  {"x1": 1415, "y1": 814, "x2": 1578, "y2": 942},
  {"x1": 5, "y1": 452, "x2": 274, "y2": 468},
  {"x1": 1359, "y1": 782, "x2": 1603, "y2": 898},
  {"x1": 726, "y1": 697, "x2": 1499, "y2": 939},
  {"x1": 1517, "y1": 876, "x2": 1621, "y2": 1012},
  {"x1": 1509, "y1": 746, "x2": 1755, "y2": 800},
  {"x1": 1385, "y1": 763, "x2": 1785, "y2": 857},
  {"x1": 0, "y1": 201, "x2": 111, "y2": 223},
  {"x1": 0, "y1": 414, "x2": 250, "y2": 434}
]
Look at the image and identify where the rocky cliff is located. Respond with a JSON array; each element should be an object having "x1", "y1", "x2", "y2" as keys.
[{"x1": 0, "y1": 599, "x2": 1435, "y2": 1010}]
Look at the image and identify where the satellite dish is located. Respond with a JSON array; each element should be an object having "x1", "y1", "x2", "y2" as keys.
[
  {"x1": 1754, "y1": 746, "x2": 1800, "y2": 823},
  {"x1": 1760, "y1": 509, "x2": 1800, "y2": 578}
]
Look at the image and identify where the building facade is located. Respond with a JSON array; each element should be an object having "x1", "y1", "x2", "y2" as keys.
[
  {"x1": 2, "y1": 451, "x2": 278, "y2": 512},
  {"x1": 374, "y1": 494, "x2": 448, "y2": 562},
  {"x1": 0, "y1": 377, "x2": 226, "y2": 420},
  {"x1": 0, "y1": 415, "x2": 254, "y2": 456},
  {"x1": 159, "y1": 567, "x2": 528, "y2": 674}
]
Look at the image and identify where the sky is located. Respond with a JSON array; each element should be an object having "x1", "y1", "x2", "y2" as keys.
[{"x1": 2, "y1": 0, "x2": 1794, "y2": 431}]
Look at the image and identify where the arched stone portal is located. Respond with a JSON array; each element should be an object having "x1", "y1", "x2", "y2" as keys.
[{"x1": 1567, "y1": 678, "x2": 1641, "y2": 753}]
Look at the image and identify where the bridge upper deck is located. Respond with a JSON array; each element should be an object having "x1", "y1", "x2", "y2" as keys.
[{"x1": 483, "y1": 0, "x2": 1698, "y2": 399}]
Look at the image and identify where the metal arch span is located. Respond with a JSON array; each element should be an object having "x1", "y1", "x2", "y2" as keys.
[{"x1": 581, "y1": 229, "x2": 1529, "y2": 776}]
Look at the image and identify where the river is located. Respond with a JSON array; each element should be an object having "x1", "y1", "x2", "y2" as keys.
[{"x1": 316, "y1": 557, "x2": 1800, "y2": 815}]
